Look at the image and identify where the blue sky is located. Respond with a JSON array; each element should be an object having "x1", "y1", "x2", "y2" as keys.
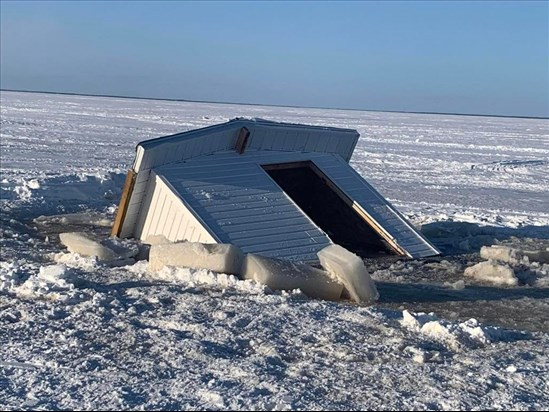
[{"x1": 1, "y1": 1, "x2": 547, "y2": 117}]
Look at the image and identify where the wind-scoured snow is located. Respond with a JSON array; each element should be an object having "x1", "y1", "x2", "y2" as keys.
[{"x1": 1, "y1": 91, "x2": 548, "y2": 410}]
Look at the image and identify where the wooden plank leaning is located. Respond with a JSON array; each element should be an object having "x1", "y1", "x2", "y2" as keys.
[{"x1": 111, "y1": 169, "x2": 137, "y2": 237}]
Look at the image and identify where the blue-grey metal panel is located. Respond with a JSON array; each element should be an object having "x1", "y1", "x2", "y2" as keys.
[{"x1": 155, "y1": 150, "x2": 335, "y2": 262}]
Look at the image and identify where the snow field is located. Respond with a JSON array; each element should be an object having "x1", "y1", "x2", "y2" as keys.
[{"x1": 1, "y1": 91, "x2": 548, "y2": 410}]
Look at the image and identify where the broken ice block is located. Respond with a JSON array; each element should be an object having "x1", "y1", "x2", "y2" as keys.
[
  {"x1": 464, "y1": 261, "x2": 518, "y2": 286},
  {"x1": 480, "y1": 246, "x2": 516, "y2": 263},
  {"x1": 144, "y1": 234, "x2": 172, "y2": 246},
  {"x1": 317, "y1": 245, "x2": 379, "y2": 304},
  {"x1": 148, "y1": 242, "x2": 244, "y2": 274},
  {"x1": 59, "y1": 232, "x2": 139, "y2": 262},
  {"x1": 59, "y1": 232, "x2": 118, "y2": 261},
  {"x1": 241, "y1": 254, "x2": 343, "y2": 301}
]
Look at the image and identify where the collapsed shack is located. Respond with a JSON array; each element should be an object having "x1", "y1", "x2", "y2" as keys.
[
  {"x1": 51, "y1": 119, "x2": 441, "y2": 303},
  {"x1": 112, "y1": 118, "x2": 440, "y2": 263}
]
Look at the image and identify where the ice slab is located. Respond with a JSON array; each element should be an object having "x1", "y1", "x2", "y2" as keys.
[
  {"x1": 480, "y1": 244, "x2": 549, "y2": 265},
  {"x1": 60, "y1": 232, "x2": 118, "y2": 261},
  {"x1": 317, "y1": 245, "x2": 379, "y2": 304},
  {"x1": 480, "y1": 246, "x2": 516, "y2": 263},
  {"x1": 464, "y1": 261, "x2": 518, "y2": 286},
  {"x1": 34, "y1": 212, "x2": 112, "y2": 227},
  {"x1": 148, "y1": 242, "x2": 244, "y2": 274},
  {"x1": 241, "y1": 254, "x2": 343, "y2": 301},
  {"x1": 144, "y1": 235, "x2": 172, "y2": 246},
  {"x1": 137, "y1": 235, "x2": 173, "y2": 260},
  {"x1": 59, "y1": 232, "x2": 138, "y2": 262}
]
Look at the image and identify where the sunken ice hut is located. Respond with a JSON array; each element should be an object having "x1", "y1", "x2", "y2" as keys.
[{"x1": 112, "y1": 118, "x2": 439, "y2": 262}]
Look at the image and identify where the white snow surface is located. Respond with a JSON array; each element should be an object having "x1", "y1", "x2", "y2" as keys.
[{"x1": 1, "y1": 91, "x2": 549, "y2": 410}]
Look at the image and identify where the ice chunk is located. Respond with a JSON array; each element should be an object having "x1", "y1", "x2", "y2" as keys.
[
  {"x1": 317, "y1": 245, "x2": 379, "y2": 304},
  {"x1": 59, "y1": 232, "x2": 118, "y2": 261},
  {"x1": 480, "y1": 245, "x2": 549, "y2": 265},
  {"x1": 241, "y1": 254, "x2": 343, "y2": 301},
  {"x1": 480, "y1": 245, "x2": 517, "y2": 263},
  {"x1": 144, "y1": 235, "x2": 172, "y2": 245},
  {"x1": 148, "y1": 242, "x2": 244, "y2": 274},
  {"x1": 137, "y1": 235, "x2": 174, "y2": 261},
  {"x1": 59, "y1": 232, "x2": 138, "y2": 262},
  {"x1": 101, "y1": 237, "x2": 139, "y2": 260},
  {"x1": 15, "y1": 264, "x2": 79, "y2": 302},
  {"x1": 464, "y1": 261, "x2": 518, "y2": 286}
]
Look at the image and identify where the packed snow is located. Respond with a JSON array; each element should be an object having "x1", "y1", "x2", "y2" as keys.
[{"x1": 1, "y1": 91, "x2": 548, "y2": 410}]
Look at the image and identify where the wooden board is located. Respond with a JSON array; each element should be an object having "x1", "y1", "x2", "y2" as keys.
[
  {"x1": 235, "y1": 127, "x2": 250, "y2": 154},
  {"x1": 111, "y1": 169, "x2": 137, "y2": 237}
]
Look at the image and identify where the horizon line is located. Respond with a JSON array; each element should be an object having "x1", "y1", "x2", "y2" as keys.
[{"x1": 1, "y1": 88, "x2": 547, "y2": 120}]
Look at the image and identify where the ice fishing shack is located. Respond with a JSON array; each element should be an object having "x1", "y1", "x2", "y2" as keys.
[{"x1": 111, "y1": 118, "x2": 439, "y2": 262}]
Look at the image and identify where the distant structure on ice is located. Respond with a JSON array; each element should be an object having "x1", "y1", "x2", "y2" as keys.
[{"x1": 112, "y1": 118, "x2": 439, "y2": 262}]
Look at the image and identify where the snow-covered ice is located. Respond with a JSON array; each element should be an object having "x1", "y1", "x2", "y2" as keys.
[{"x1": 1, "y1": 91, "x2": 548, "y2": 410}]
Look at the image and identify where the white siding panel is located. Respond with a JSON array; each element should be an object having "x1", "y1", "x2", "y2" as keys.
[
  {"x1": 133, "y1": 173, "x2": 217, "y2": 243},
  {"x1": 119, "y1": 213, "x2": 138, "y2": 239},
  {"x1": 304, "y1": 132, "x2": 320, "y2": 152},
  {"x1": 291, "y1": 132, "x2": 308, "y2": 152},
  {"x1": 248, "y1": 127, "x2": 264, "y2": 151},
  {"x1": 315, "y1": 135, "x2": 330, "y2": 153},
  {"x1": 139, "y1": 180, "x2": 161, "y2": 239},
  {"x1": 218, "y1": 216, "x2": 311, "y2": 233},
  {"x1": 227, "y1": 223, "x2": 317, "y2": 240}
]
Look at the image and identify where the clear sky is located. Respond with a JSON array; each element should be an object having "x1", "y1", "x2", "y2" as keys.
[{"x1": 1, "y1": 1, "x2": 548, "y2": 117}]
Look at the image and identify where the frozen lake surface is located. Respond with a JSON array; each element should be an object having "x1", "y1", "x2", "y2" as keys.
[{"x1": 1, "y1": 91, "x2": 548, "y2": 410}]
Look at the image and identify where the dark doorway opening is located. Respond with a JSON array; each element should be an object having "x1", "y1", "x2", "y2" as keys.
[{"x1": 263, "y1": 162, "x2": 397, "y2": 258}]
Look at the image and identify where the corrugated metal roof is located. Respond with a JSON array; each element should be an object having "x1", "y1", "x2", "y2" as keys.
[{"x1": 153, "y1": 151, "x2": 334, "y2": 262}]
